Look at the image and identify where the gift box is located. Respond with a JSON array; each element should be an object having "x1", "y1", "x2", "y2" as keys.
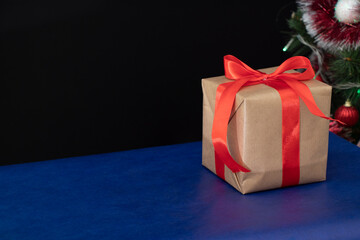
[{"x1": 202, "y1": 56, "x2": 332, "y2": 194}]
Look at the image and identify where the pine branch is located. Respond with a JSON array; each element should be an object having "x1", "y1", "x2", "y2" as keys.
[
  {"x1": 329, "y1": 50, "x2": 360, "y2": 105},
  {"x1": 283, "y1": 9, "x2": 315, "y2": 56}
]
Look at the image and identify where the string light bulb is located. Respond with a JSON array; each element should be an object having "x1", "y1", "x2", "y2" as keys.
[{"x1": 283, "y1": 38, "x2": 294, "y2": 52}]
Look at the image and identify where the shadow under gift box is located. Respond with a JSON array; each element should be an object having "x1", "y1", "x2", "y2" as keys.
[{"x1": 202, "y1": 67, "x2": 332, "y2": 194}]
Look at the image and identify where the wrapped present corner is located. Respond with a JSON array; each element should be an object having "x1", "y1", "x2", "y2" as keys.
[{"x1": 202, "y1": 55, "x2": 334, "y2": 194}]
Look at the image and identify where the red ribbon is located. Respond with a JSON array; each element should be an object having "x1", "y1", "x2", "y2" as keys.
[{"x1": 212, "y1": 55, "x2": 335, "y2": 187}]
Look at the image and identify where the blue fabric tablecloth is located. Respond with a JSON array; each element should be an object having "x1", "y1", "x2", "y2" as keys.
[{"x1": 1, "y1": 133, "x2": 360, "y2": 240}]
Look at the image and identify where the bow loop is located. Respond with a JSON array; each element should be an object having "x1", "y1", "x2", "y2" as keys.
[{"x1": 224, "y1": 55, "x2": 264, "y2": 80}]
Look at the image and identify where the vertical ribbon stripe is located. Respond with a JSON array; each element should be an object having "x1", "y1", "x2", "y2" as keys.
[{"x1": 267, "y1": 81, "x2": 300, "y2": 187}]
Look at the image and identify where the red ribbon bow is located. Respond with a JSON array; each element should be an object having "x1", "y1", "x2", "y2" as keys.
[{"x1": 212, "y1": 55, "x2": 335, "y2": 187}]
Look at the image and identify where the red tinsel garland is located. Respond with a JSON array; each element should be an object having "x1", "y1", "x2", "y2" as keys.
[{"x1": 299, "y1": 0, "x2": 360, "y2": 51}]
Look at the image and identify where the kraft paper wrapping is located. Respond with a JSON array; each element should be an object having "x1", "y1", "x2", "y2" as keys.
[{"x1": 202, "y1": 67, "x2": 332, "y2": 194}]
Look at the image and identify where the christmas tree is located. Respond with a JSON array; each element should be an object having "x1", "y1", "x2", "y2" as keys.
[{"x1": 283, "y1": 0, "x2": 360, "y2": 145}]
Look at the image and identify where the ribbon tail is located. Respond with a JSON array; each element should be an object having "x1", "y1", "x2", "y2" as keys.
[
  {"x1": 212, "y1": 80, "x2": 251, "y2": 180},
  {"x1": 283, "y1": 79, "x2": 343, "y2": 124}
]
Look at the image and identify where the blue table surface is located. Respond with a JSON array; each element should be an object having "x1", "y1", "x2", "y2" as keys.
[{"x1": 1, "y1": 133, "x2": 360, "y2": 240}]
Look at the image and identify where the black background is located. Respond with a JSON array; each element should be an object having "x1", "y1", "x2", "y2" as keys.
[{"x1": 1, "y1": 0, "x2": 296, "y2": 165}]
